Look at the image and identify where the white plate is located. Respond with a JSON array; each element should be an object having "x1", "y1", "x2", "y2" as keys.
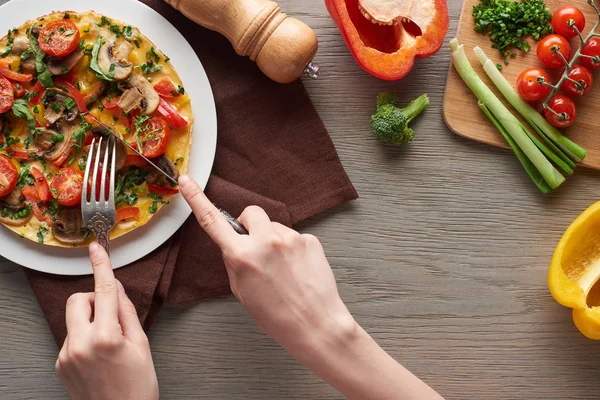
[{"x1": 0, "y1": 0, "x2": 217, "y2": 275}]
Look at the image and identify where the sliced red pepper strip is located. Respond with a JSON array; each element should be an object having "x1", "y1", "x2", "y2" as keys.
[
  {"x1": 21, "y1": 185, "x2": 53, "y2": 226},
  {"x1": 30, "y1": 166, "x2": 50, "y2": 202},
  {"x1": 83, "y1": 83, "x2": 106, "y2": 105},
  {"x1": 116, "y1": 207, "x2": 140, "y2": 222},
  {"x1": 324, "y1": 0, "x2": 448, "y2": 80},
  {"x1": 148, "y1": 183, "x2": 179, "y2": 196},
  {"x1": 7, "y1": 147, "x2": 43, "y2": 160},
  {"x1": 55, "y1": 79, "x2": 88, "y2": 112},
  {"x1": 153, "y1": 77, "x2": 181, "y2": 98},
  {"x1": 156, "y1": 98, "x2": 188, "y2": 128},
  {"x1": 11, "y1": 81, "x2": 25, "y2": 98},
  {"x1": 29, "y1": 80, "x2": 45, "y2": 105},
  {"x1": 53, "y1": 145, "x2": 73, "y2": 167},
  {"x1": 0, "y1": 58, "x2": 33, "y2": 82}
]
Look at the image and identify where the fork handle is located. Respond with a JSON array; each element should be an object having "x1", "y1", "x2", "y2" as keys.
[
  {"x1": 87, "y1": 213, "x2": 113, "y2": 255},
  {"x1": 96, "y1": 230, "x2": 110, "y2": 255}
]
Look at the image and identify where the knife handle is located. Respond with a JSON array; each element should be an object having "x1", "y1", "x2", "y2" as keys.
[
  {"x1": 220, "y1": 210, "x2": 249, "y2": 235},
  {"x1": 163, "y1": 0, "x2": 319, "y2": 83}
]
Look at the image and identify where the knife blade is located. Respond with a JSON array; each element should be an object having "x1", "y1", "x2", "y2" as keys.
[
  {"x1": 86, "y1": 114, "x2": 249, "y2": 235},
  {"x1": 88, "y1": 115, "x2": 179, "y2": 186}
]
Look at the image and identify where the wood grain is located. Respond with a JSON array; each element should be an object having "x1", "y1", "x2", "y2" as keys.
[
  {"x1": 2, "y1": 0, "x2": 600, "y2": 399},
  {"x1": 444, "y1": 0, "x2": 600, "y2": 169}
]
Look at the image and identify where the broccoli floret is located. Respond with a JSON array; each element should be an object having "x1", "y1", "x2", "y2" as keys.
[
  {"x1": 376, "y1": 91, "x2": 398, "y2": 109},
  {"x1": 370, "y1": 93, "x2": 429, "y2": 146}
]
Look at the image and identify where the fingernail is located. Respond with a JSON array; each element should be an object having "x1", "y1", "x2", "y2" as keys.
[
  {"x1": 116, "y1": 279, "x2": 125, "y2": 294},
  {"x1": 178, "y1": 175, "x2": 190, "y2": 189},
  {"x1": 89, "y1": 242, "x2": 101, "y2": 257}
]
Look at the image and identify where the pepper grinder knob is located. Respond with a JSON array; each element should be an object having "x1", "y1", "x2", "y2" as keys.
[{"x1": 164, "y1": 0, "x2": 320, "y2": 83}]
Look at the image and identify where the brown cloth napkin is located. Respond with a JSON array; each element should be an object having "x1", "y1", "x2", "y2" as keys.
[{"x1": 23, "y1": 0, "x2": 358, "y2": 346}]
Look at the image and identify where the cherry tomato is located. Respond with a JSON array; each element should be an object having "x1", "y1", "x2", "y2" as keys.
[
  {"x1": 552, "y1": 6, "x2": 585, "y2": 39},
  {"x1": 516, "y1": 68, "x2": 551, "y2": 101},
  {"x1": 537, "y1": 34, "x2": 571, "y2": 68},
  {"x1": 561, "y1": 64, "x2": 593, "y2": 96},
  {"x1": 153, "y1": 78, "x2": 181, "y2": 98},
  {"x1": 38, "y1": 20, "x2": 80, "y2": 57},
  {"x1": 148, "y1": 183, "x2": 179, "y2": 196},
  {"x1": 580, "y1": 37, "x2": 600, "y2": 70},
  {"x1": 21, "y1": 186, "x2": 54, "y2": 226},
  {"x1": 0, "y1": 155, "x2": 18, "y2": 197},
  {"x1": 544, "y1": 94, "x2": 577, "y2": 128},
  {"x1": 116, "y1": 207, "x2": 140, "y2": 222},
  {"x1": 139, "y1": 116, "x2": 171, "y2": 158},
  {"x1": 50, "y1": 167, "x2": 83, "y2": 206},
  {"x1": 0, "y1": 75, "x2": 15, "y2": 114},
  {"x1": 30, "y1": 166, "x2": 50, "y2": 202}
]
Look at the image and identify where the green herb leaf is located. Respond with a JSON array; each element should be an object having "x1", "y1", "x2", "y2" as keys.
[
  {"x1": 89, "y1": 36, "x2": 114, "y2": 81},
  {"x1": 11, "y1": 99, "x2": 37, "y2": 136}
]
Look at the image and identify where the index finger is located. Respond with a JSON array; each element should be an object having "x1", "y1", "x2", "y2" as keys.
[
  {"x1": 89, "y1": 242, "x2": 119, "y2": 326},
  {"x1": 178, "y1": 175, "x2": 240, "y2": 249}
]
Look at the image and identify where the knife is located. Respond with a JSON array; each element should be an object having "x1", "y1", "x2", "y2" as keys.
[
  {"x1": 86, "y1": 114, "x2": 249, "y2": 235},
  {"x1": 89, "y1": 115, "x2": 179, "y2": 186}
]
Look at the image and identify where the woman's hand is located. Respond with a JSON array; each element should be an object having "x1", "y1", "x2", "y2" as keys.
[
  {"x1": 178, "y1": 175, "x2": 356, "y2": 355},
  {"x1": 179, "y1": 175, "x2": 443, "y2": 400},
  {"x1": 55, "y1": 242, "x2": 159, "y2": 400}
]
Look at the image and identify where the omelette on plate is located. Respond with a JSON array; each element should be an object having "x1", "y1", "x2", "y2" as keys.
[{"x1": 0, "y1": 10, "x2": 193, "y2": 246}]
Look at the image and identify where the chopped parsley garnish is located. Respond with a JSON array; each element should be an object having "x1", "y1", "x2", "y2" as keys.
[
  {"x1": 97, "y1": 16, "x2": 112, "y2": 27},
  {"x1": 171, "y1": 85, "x2": 185, "y2": 96},
  {"x1": 16, "y1": 163, "x2": 34, "y2": 188},
  {"x1": 50, "y1": 102, "x2": 62, "y2": 113},
  {"x1": 140, "y1": 61, "x2": 162, "y2": 75},
  {"x1": 37, "y1": 225, "x2": 48, "y2": 244},
  {"x1": 147, "y1": 47, "x2": 160, "y2": 63},
  {"x1": 63, "y1": 97, "x2": 76, "y2": 110},
  {"x1": 132, "y1": 36, "x2": 142, "y2": 48},
  {"x1": 115, "y1": 167, "x2": 148, "y2": 206},
  {"x1": 122, "y1": 26, "x2": 133, "y2": 38},
  {"x1": 67, "y1": 118, "x2": 93, "y2": 166},
  {"x1": 64, "y1": 29, "x2": 76, "y2": 36},
  {"x1": 473, "y1": 0, "x2": 553, "y2": 61},
  {"x1": 1, "y1": 204, "x2": 32, "y2": 220},
  {"x1": 109, "y1": 24, "x2": 122, "y2": 38},
  {"x1": 63, "y1": 13, "x2": 71, "y2": 19},
  {"x1": 148, "y1": 193, "x2": 168, "y2": 214},
  {"x1": 51, "y1": 133, "x2": 65, "y2": 144},
  {"x1": 0, "y1": 29, "x2": 15, "y2": 58},
  {"x1": 133, "y1": 114, "x2": 151, "y2": 151}
]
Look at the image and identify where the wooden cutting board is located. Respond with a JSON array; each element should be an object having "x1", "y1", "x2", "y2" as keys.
[{"x1": 443, "y1": 0, "x2": 600, "y2": 169}]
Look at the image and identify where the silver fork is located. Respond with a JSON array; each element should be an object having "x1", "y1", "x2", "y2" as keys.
[{"x1": 82, "y1": 136, "x2": 117, "y2": 254}]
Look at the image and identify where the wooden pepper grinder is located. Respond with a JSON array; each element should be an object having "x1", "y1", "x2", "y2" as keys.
[{"x1": 164, "y1": 0, "x2": 320, "y2": 83}]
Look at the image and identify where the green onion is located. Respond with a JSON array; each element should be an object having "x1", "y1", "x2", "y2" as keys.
[
  {"x1": 450, "y1": 38, "x2": 565, "y2": 191},
  {"x1": 473, "y1": 46, "x2": 587, "y2": 163}
]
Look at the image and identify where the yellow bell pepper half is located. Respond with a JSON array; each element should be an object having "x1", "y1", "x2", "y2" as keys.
[{"x1": 549, "y1": 201, "x2": 600, "y2": 339}]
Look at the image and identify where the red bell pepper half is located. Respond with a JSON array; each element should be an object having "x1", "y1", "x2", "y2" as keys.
[{"x1": 325, "y1": 0, "x2": 448, "y2": 80}]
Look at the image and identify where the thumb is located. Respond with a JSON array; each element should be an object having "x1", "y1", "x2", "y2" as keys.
[{"x1": 116, "y1": 280, "x2": 147, "y2": 345}]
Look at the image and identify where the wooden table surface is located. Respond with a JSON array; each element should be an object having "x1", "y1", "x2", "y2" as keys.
[{"x1": 1, "y1": 0, "x2": 600, "y2": 399}]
